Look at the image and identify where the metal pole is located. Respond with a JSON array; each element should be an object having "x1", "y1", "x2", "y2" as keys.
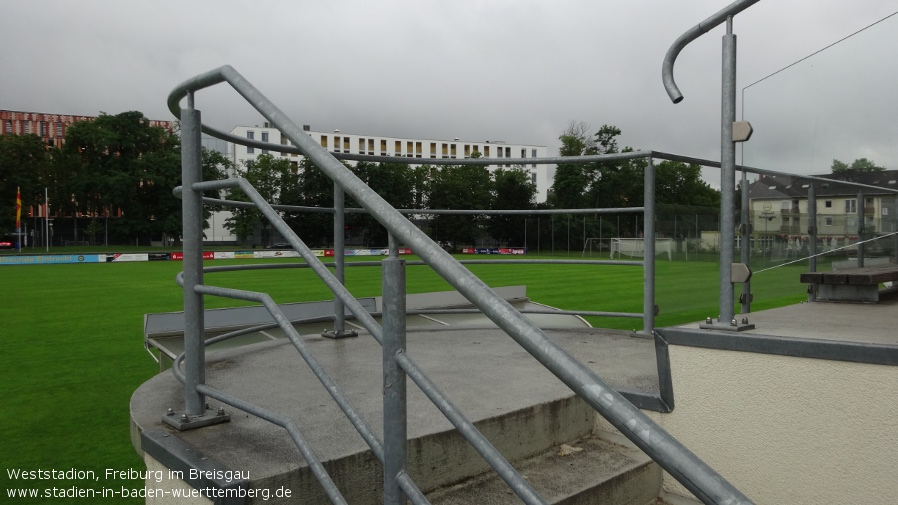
[
  {"x1": 857, "y1": 191, "x2": 864, "y2": 267},
  {"x1": 181, "y1": 94, "x2": 206, "y2": 416},
  {"x1": 643, "y1": 157, "x2": 656, "y2": 335},
  {"x1": 44, "y1": 187, "x2": 49, "y2": 253},
  {"x1": 382, "y1": 234, "x2": 407, "y2": 505},
  {"x1": 718, "y1": 17, "x2": 737, "y2": 325},
  {"x1": 740, "y1": 170, "x2": 751, "y2": 313},
  {"x1": 330, "y1": 182, "x2": 346, "y2": 335},
  {"x1": 807, "y1": 183, "x2": 817, "y2": 302}
]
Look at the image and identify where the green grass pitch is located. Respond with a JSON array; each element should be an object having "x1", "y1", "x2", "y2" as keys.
[{"x1": 0, "y1": 254, "x2": 809, "y2": 503}]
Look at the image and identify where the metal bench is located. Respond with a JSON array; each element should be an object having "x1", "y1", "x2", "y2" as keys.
[{"x1": 800, "y1": 264, "x2": 898, "y2": 303}]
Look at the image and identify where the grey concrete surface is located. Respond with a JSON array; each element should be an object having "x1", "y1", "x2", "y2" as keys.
[
  {"x1": 131, "y1": 326, "x2": 659, "y2": 503},
  {"x1": 680, "y1": 294, "x2": 898, "y2": 345}
]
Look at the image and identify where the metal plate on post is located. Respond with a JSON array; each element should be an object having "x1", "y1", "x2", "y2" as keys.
[
  {"x1": 731, "y1": 262, "x2": 752, "y2": 283},
  {"x1": 732, "y1": 121, "x2": 753, "y2": 142}
]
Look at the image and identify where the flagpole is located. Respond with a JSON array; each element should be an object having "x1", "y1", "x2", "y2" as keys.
[
  {"x1": 16, "y1": 186, "x2": 22, "y2": 252},
  {"x1": 45, "y1": 187, "x2": 50, "y2": 252}
]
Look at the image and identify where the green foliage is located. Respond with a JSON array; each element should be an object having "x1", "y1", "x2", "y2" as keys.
[
  {"x1": 831, "y1": 157, "x2": 885, "y2": 174},
  {"x1": 0, "y1": 134, "x2": 50, "y2": 232},
  {"x1": 426, "y1": 164, "x2": 492, "y2": 247},
  {"x1": 282, "y1": 157, "x2": 335, "y2": 247},
  {"x1": 346, "y1": 161, "x2": 418, "y2": 246},
  {"x1": 489, "y1": 167, "x2": 536, "y2": 245}
]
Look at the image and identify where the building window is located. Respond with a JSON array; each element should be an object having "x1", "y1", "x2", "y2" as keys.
[
  {"x1": 846, "y1": 217, "x2": 857, "y2": 227},
  {"x1": 246, "y1": 131, "x2": 255, "y2": 154},
  {"x1": 531, "y1": 172, "x2": 537, "y2": 184},
  {"x1": 4, "y1": 120, "x2": 11, "y2": 133},
  {"x1": 823, "y1": 217, "x2": 833, "y2": 226},
  {"x1": 845, "y1": 199, "x2": 856, "y2": 213},
  {"x1": 320, "y1": 135, "x2": 328, "y2": 148},
  {"x1": 824, "y1": 200, "x2": 832, "y2": 208},
  {"x1": 261, "y1": 131, "x2": 269, "y2": 154},
  {"x1": 40, "y1": 122, "x2": 47, "y2": 136},
  {"x1": 56, "y1": 124, "x2": 63, "y2": 137}
]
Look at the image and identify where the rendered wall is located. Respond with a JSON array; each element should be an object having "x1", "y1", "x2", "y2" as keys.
[{"x1": 604, "y1": 345, "x2": 898, "y2": 504}]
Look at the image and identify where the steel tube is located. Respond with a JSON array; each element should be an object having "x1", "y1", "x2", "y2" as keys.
[
  {"x1": 171, "y1": 65, "x2": 753, "y2": 505},
  {"x1": 333, "y1": 182, "x2": 346, "y2": 334},
  {"x1": 741, "y1": 170, "x2": 751, "y2": 313},
  {"x1": 382, "y1": 248, "x2": 407, "y2": 505},
  {"x1": 190, "y1": 284, "x2": 386, "y2": 463},
  {"x1": 643, "y1": 157, "x2": 656, "y2": 335},
  {"x1": 396, "y1": 352, "x2": 546, "y2": 505},
  {"x1": 719, "y1": 23, "x2": 737, "y2": 325},
  {"x1": 808, "y1": 184, "x2": 817, "y2": 302},
  {"x1": 180, "y1": 104, "x2": 206, "y2": 416},
  {"x1": 857, "y1": 191, "x2": 865, "y2": 267},
  {"x1": 196, "y1": 384, "x2": 348, "y2": 505}
]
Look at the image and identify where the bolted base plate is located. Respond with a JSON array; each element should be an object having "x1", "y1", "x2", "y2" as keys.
[
  {"x1": 699, "y1": 321, "x2": 756, "y2": 332},
  {"x1": 162, "y1": 407, "x2": 230, "y2": 431},
  {"x1": 321, "y1": 329, "x2": 359, "y2": 339}
]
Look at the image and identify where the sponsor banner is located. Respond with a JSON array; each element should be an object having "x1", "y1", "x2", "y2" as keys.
[
  {"x1": 310, "y1": 249, "x2": 327, "y2": 257},
  {"x1": 106, "y1": 253, "x2": 149, "y2": 262},
  {"x1": 233, "y1": 251, "x2": 254, "y2": 259},
  {"x1": 324, "y1": 249, "x2": 334, "y2": 257},
  {"x1": 148, "y1": 252, "x2": 170, "y2": 261},
  {"x1": 169, "y1": 252, "x2": 215, "y2": 261},
  {"x1": 461, "y1": 247, "x2": 527, "y2": 255},
  {"x1": 255, "y1": 250, "x2": 302, "y2": 259},
  {"x1": 341, "y1": 248, "x2": 412, "y2": 257},
  {"x1": 0, "y1": 254, "x2": 102, "y2": 265},
  {"x1": 215, "y1": 251, "x2": 236, "y2": 260}
]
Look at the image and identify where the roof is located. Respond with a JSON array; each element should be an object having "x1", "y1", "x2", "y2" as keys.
[{"x1": 748, "y1": 170, "x2": 898, "y2": 199}]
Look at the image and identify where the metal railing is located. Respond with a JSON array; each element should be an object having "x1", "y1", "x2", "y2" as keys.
[{"x1": 167, "y1": 65, "x2": 753, "y2": 505}]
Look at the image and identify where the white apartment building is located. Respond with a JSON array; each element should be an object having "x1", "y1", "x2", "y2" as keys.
[{"x1": 228, "y1": 124, "x2": 553, "y2": 203}]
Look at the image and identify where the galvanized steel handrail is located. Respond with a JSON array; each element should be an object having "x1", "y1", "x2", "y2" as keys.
[{"x1": 170, "y1": 65, "x2": 752, "y2": 504}]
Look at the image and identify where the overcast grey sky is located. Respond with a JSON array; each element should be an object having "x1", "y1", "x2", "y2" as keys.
[{"x1": 3, "y1": 1, "x2": 896, "y2": 183}]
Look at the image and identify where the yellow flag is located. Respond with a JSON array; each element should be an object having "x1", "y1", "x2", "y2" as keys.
[{"x1": 16, "y1": 187, "x2": 21, "y2": 229}]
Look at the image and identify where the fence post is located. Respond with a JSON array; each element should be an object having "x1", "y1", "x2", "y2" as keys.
[
  {"x1": 643, "y1": 157, "x2": 656, "y2": 336},
  {"x1": 181, "y1": 93, "x2": 206, "y2": 417},
  {"x1": 382, "y1": 234, "x2": 407, "y2": 505},
  {"x1": 807, "y1": 184, "x2": 817, "y2": 302},
  {"x1": 323, "y1": 182, "x2": 356, "y2": 339},
  {"x1": 857, "y1": 191, "x2": 865, "y2": 268}
]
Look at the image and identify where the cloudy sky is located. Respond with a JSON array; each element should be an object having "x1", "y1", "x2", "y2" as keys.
[{"x1": 3, "y1": 1, "x2": 896, "y2": 183}]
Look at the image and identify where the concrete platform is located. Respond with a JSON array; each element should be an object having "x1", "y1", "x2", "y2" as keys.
[
  {"x1": 131, "y1": 325, "x2": 660, "y2": 503},
  {"x1": 681, "y1": 294, "x2": 898, "y2": 346}
]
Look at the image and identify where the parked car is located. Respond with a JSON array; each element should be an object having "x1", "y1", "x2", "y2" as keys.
[
  {"x1": 0, "y1": 238, "x2": 13, "y2": 249},
  {"x1": 265, "y1": 242, "x2": 291, "y2": 249}
]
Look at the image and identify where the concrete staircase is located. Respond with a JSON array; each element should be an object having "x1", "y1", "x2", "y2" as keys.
[{"x1": 425, "y1": 432, "x2": 662, "y2": 505}]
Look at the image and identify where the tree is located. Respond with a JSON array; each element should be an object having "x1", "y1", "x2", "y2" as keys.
[
  {"x1": 0, "y1": 134, "x2": 49, "y2": 232},
  {"x1": 281, "y1": 157, "x2": 335, "y2": 247},
  {"x1": 489, "y1": 167, "x2": 536, "y2": 245},
  {"x1": 347, "y1": 161, "x2": 417, "y2": 246},
  {"x1": 426, "y1": 164, "x2": 492, "y2": 248},
  {"x1": 224, "y1": 154, "x2": 293, "y2": 246},
  {"x1": 549, "y1": 121, "x2": 595, "y2": 209},
  {"x1": 831, "y1": 158, "x2": 884, "y2": 175}
]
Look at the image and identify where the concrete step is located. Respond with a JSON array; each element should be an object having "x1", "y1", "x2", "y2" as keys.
[{"x1": 426, "y1": 433, "x2": 661, "y2": 505}]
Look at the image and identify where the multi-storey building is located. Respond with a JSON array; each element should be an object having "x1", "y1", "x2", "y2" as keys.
[
  {"x1": 0, "y1": 109, "x2": 174, "y2": 148},
  {"x1": 229, "y1": 123, "x2": 553, "y2": 203},
  {"x1": 747, "y1": 170, "x2": 898, "y2": 247}
]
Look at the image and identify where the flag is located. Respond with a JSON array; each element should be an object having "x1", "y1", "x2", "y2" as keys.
[{"x1": 15, "y1": 187, "x2": 21, "y2": 229}]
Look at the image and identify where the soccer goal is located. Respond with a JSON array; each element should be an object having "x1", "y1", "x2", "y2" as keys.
[{"x1": 582, "y1": 237, "x2": 673, "y2": 260}]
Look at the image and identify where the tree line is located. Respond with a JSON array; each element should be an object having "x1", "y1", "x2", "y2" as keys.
[
  {"x1": 0, "y1": 111, "x2": 227, "y2": 244},
  {"x1": 2, "y1": 112, "x2": 722, "y2": 248}
]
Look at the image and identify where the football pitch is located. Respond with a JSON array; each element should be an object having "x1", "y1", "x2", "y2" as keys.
[{"x1": 0, "y1": 254, "x2": 809, "y2": 503}]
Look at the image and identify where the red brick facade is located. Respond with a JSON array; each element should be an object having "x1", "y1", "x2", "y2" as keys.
[{"x1": 0, "y1": 109, "x2": 174, "y2": 148}]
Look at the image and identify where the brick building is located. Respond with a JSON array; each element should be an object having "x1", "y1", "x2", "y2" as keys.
[{"x1": 0, "y1": 109, "x2": 174, "y2": 148}]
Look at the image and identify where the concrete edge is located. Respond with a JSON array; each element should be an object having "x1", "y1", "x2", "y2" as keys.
[
  {"x1": 141, "y1": 429, "x2": 249, "y2": 505},
  {"x1": 656, "y1": 326, "x2": 898, "y2": 366}
]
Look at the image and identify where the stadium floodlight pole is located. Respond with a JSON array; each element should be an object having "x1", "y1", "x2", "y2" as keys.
[{"x1": 662, "y1": 0, "x2": 760, "y2": 330}]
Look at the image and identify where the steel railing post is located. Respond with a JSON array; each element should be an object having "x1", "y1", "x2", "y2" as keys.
[
  {"x1": 382, "y1": 234, "x2": 407, "y2": 505},
  {"x1": 718, "y1": 17, "x2": 737, "y2": 326},
  {"x1": 808, "y1": 183, "x2": 817, "y2": 302},
  {"x1": 181, "y1": 94, "x2": 206, "y2": 416},
  {"x1": 323, "y1": 181, "x2": 356, "y2": 339},
  {"x1": 857, "y1": 191, "x2": 865, "y2": 267},
  {"x1": 741, "y1": 169, "x2": 752, "y2": 312},
  {"x1": 643, "y1": 157, "x2": 656, "y2": 335}
]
